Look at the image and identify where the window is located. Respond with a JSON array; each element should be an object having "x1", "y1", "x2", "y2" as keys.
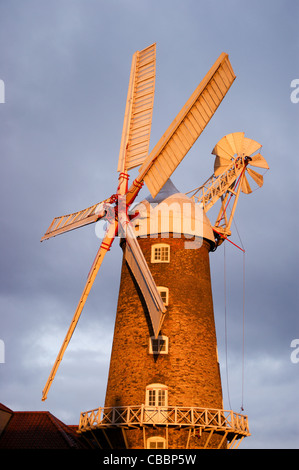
[
  {"x1": 145, "y1": 384, "x2": 168, "y2": 425},
  {"x1": 149, "y1": 335, "x2": 169, "y2": 354},
  {"x1": 157, "y1": 286, "x2": 169, "y2": 306},
  {"x1": 148, "y1": 388, "x2": 166, "y2": 407},
  {"x1": 145, "y1": 384, "x2": 168, "y2": 407},
  {"x1": 151, "y1": 244, "x2": 170, "y2": 263},
  {"x1": 147, "y1": 437, "x2": 166, "y2": 449}
]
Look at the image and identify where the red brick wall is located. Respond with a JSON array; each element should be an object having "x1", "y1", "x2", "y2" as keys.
[{"x1": 104, "y1": 235, "x2": 225, "y2": 448}]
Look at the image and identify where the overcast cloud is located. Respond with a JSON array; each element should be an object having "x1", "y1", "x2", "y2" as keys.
[{"x1": 0, "y1": 0, "x2": 298, "y2": 449}]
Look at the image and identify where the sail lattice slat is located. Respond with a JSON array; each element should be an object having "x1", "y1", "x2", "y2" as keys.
[{"x1": 139, "y1": 53, "x2": 235, "y2": 199}]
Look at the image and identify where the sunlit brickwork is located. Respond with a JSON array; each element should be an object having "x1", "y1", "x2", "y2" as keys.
[{"x1": 104, "y1": 234, "x2": 225, "y2": 449}]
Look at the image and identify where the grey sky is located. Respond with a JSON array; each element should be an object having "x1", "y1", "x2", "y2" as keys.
[{"x1": 0, "y1": 0, "x2": 298, "y2": 449}]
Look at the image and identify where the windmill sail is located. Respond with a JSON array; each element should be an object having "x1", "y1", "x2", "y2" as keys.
[
  {"x1": 137, "y1": 52, "x2": 235, "y2": 199},
  {"x1": 42, "y1": 220, "x2": 118, "y2": 401},
  {"x1": 117, "y1": 43, "x2": 156, "y2": 173},
  {"x1": 41, "y1": 200, "x2": 109, "y2": 241},
  {"x1": 119, "y1": 215, "x2": 166, "y2": 338}
]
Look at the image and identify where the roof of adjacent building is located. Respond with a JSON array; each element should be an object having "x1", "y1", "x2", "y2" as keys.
[{"x1": 0, "y1": 403, "x2": 89, "y2": 449}]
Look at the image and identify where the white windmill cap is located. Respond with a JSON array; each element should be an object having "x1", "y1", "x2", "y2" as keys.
[{"x1": 130, "y1": 179, "x2": 215, "y2": 245}]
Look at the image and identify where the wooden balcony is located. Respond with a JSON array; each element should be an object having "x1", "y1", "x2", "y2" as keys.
[{"x1": 78, "y1": 405, "x2": 250, "y2": 448}]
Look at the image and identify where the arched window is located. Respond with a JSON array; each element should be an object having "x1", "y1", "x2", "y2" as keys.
[
  {"x1": 147, "y1": 436, "x2": 166, "y2": 449},
  {"x1": 145, "y1": 384, "x2": 168, "y2": 425},
  {"x1": 151, "y1": 243, "x2": 170, "y2": 263},
  {"x1": 145, "y1": 383, "x2": 168, "y2": 407}
]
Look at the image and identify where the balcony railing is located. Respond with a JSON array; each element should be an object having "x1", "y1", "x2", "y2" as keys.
[{"x1": 78, "y1": 405, "x2": 250, "y2": 437}]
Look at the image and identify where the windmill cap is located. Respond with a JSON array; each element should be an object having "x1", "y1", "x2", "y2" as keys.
[
  {"x1": 145, "y1": 178, "x2": 180, "y2": 204},
  {"x1": 130, "y1": 179, "x2": 215, "y2": 244}
]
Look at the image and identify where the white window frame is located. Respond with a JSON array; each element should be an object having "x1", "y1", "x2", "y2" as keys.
[
  {"x1": 157, "y1": 286, "x2": 169, "y2": 306},
  {"x1": 146, "y1": 436, "x2": 166, "y2": 449},
  {"x1": 149, "y1": 335, "x2": 169, "y2": 355},
  {"x1": 145, "y1": 384, "x2": 168, "y2": 407},
  {"x1": 151, "y1": 243, "x2": 170, "y2": 263}
]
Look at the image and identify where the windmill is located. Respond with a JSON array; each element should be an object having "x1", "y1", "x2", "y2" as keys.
[{"x1": 41, "y1": 44, "x2": 269, "y2": 449}]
